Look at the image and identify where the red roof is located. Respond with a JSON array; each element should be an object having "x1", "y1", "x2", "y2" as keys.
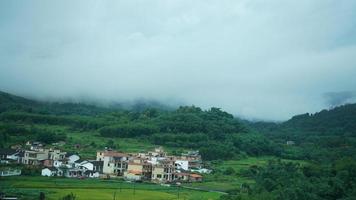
[{"x1": 190, "y1": 174, "x2": 202, "y2": 178}]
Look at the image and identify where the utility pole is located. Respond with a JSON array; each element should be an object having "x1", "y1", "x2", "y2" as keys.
[{"x1": 133, "y1": 182, "x2": 136, "y2": 195}]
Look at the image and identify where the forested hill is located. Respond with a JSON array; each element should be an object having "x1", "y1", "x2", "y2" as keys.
[
  {"x1": 2, "y1": 90, "x2": 356, "y2": 162},
  {"x1": 248, "y1": 103, "x2": 356, "y2": 163},
  {"x1": 0, "y1": 91, "x2": 173, "y2": 116},
  {"x1": 283, "y1": 104, "x2": 356, "y2": 135},
  {"x1": 250, "y1": 103, "x2": 356, "y2": 136},
  {"x1": 2, "y1": 91, "x2": 356, "y2": 199},
  {"x1": 0, "y1": 90, "x2": 281, "y2": 160},
  {"x1": 0, "y1": 91, "x2": 110, "y2": 116}
]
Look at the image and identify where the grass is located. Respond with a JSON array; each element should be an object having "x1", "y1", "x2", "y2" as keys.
[{"x1": 0, "y1": 176, "x2": 222, "y2": 200}]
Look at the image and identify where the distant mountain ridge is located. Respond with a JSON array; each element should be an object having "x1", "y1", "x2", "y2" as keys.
[
  {"x1": 2, "y1": 90, "x2": 356, "y2": 135},
  {"x1": 282, "y1": 103, "x2": 356, "y2": 135},
  {"x1": 249, "y1": 103, "x2": 356, "y2": 136},
  {"x1": 0, "y1": 90, "x2": 175, "y2": 115}
]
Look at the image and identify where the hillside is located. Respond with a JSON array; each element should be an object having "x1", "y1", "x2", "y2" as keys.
[
  {"x1": 0, "y1": 91, "x2": 280, "y2": 161},
  {"x1": 1, "y1": 91, "x2": 356, "y2": 200},
  {"x1": 283, "y1": 104, "x2": 356, "y2": 135},
  {"x1": 249, "y1": 103, "x2": 356, "y2": 136},
  {"x1": 248, "y1": 103, "x2": 356, "y2": 162}
]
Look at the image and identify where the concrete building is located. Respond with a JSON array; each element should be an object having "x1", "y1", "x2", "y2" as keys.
[
  {"x1": 98, "y1": 151, "x2": 129, "y2": 176},
  {"x1": 20, "y1": 150, "x2": 48, "y2": 165}
]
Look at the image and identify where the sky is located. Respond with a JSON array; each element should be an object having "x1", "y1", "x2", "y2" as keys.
[{"x1": 1, "y1": 0, "x2": 356, "y2": 121}]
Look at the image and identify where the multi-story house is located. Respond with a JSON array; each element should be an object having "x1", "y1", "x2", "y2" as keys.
[
  {"x1": 20, "y1": 150, "x2": 48, "y2": 165},
  {"x1": 97, "y1": 150, "x2": 129, "y2": 176},
  {"x1": 124, "y1": 158, "x2": 152, "y2": 180},
  {"x1": 48, "y1": 149, "x2": 66, "y2": 161},
  {"x1": 151, "y1": 159, "x2": 175, "y2": 183}
]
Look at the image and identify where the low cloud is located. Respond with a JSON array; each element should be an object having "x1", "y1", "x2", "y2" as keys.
[{"x1": 1, "y1": 0, "x2": 356, "y2": 121}]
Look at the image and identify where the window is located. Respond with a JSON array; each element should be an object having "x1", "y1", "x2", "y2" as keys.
[{"x1": 157, "y1": 174, "x2": 162, "y2": 178}]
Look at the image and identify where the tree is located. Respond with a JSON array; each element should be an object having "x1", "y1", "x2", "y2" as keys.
[
  {"x1": 39, "y1": 192, "x2": 45, "y2": 200},
  {"x1": 61, "y1": 192, "x2": 76, "y2": 200}
]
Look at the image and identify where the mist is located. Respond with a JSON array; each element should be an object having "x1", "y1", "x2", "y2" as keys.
[{"x1": 1, "y1": 0, "x2": 356, "y2": 121}]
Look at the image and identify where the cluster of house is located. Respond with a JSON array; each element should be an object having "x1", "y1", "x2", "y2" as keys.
[
  {"x1": 0, "y1": 142, "x2": 209, "y2": 183},
  {"x1": 0, "y1": 142, "x2": 101, "y2": 178},
  {"x1": 97, "y1": 147, "x2": 210, "y2": 183}
]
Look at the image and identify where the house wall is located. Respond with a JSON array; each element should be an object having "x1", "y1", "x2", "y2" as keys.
[
  {"x1": 102, "y1": 156, "x2": 128, "y2": 175},
  {"x1": 127, "y1": 163, "x2": 143, "y2": 172},
  {"x1": 22, "y1": 151, "x2": 48, "y2": 165},
  {"x1": 103, "y1": 156, "x2": 114, "y2": 174},
  {"x1": 41, "y1": 168, "x2": 53, "y2": 176},
  {"x1": 96, "y1": 151, "x2": 105, "y2": 161},
  {"x1": 152, "y1": 166, "x2": 164, "y2": 181},
  {"x1": 124, "y1": 172, "x2": 141, "y2": 181}
]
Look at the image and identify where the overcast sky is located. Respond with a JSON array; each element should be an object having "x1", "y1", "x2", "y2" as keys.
[{"x1": 1, "y1": 0, "x2": 356, "y2": 121}]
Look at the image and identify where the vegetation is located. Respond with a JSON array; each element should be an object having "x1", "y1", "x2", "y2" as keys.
[
  {"x1": 0, "y1": 91, "x2": 279, "y2": 161},
  {"x1": 0, "y1": 176, "x2": 221, "y2": 200},
  {"x1": 1, "y1": 91, "x2": 356, "y2": 199}
]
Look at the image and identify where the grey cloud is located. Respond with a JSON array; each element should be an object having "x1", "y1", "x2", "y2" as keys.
[{"x1": 1, "y1": 0, "x2": 356, "y2": 121}]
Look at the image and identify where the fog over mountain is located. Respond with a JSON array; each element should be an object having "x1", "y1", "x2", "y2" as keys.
[{"x1": 1, "y1": 0, "x2": 356, "y2": 121}]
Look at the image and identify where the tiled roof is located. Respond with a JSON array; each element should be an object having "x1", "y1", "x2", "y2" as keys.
[{"x1": 190, "y1": 174, "x2": 202, "y2": 178}]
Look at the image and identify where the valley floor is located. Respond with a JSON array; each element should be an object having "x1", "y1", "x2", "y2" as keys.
[
  {"x1": 0, "y1": 176, "x2": 222, "y2": 200},
  {"x1": 0, "y1": 156, "x2": 308, "y2": 200}
]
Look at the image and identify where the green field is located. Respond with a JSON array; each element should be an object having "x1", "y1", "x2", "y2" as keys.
[
  {"x1": 184, "y1": 156, "x2": 308, "y2": 192},
  {"x1": 0, "y1": 176, "x2": 222, "y2": 200}
]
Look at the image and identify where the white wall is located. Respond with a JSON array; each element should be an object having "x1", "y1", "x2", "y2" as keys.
[{"x1": 41, "y1": 168, "x2": 54, "y2": 176}]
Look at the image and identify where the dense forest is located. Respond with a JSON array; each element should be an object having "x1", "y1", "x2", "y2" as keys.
[{"x1": 1, "y1": 91, "x2": 356, "y2": 199}]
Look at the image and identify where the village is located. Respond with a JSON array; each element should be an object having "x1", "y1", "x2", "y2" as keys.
[{"x1": 0, "y1": 141, "x2": 211, "y2": 184}]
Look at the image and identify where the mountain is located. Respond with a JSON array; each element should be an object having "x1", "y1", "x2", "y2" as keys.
[
  {"x1": 283, "y1": 104, "x2": 356, "y2": 135},
  {"x1": 1, "y1": 90, "x2": 271, "y2": 161},
  {"x1": 0, "y1": 91, "x2": 174, "y2": 116},
  {"x1": 249, "y1": 103, "x2": 356, "y2": 136}
]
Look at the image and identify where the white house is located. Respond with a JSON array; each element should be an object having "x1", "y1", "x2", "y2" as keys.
[
  {"x1": 0, "y1": 169, "x2": 21, "y2": 176},
  {"x1": 100, "y1": 151, "x2": 129, "y2": 176},
  {"x1": 41, "y1": 168, "x2": 59, "y2": 177}
]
